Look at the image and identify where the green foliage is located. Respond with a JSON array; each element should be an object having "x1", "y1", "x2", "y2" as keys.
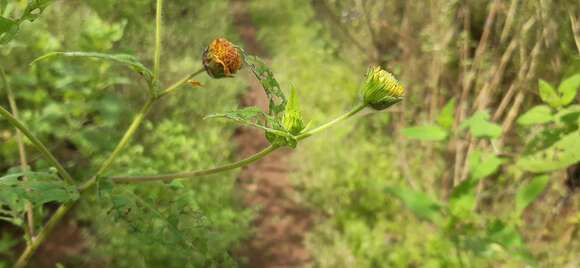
[
  {"x1": 515, "y1": 175, "x2": 550, "y2": 215},
  {"x1": 517, "y1": 105, "x2": 553, "y2": 125},
  {"x1": 0, "y1": 0, "x2": 54, "y2": 43},
  {"x1": 402, "y1": 125, "x2": 448, "y2": 141},
  {"x1": 386, "y1": 186, "x2": 442, "y2": 222},
  {"x1": 437, "y1": 98, "x2": 456, "y2": 129},
  {"x1": 460, "y1": 111, "x2": 502, "y2": 139}
]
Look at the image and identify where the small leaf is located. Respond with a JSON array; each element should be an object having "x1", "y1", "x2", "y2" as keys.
[
  {"x1": 436, "y1": 98, "x2": 456, "y2": 129},
  {"x1": 469, "y1": 151, "x2": 504, "y2": 180},
  {"x1": 0, "y1": 16, "x2": 16, "y2": 35},
  {"x1": 386, "y1": 186, "x2": 442, "y2": 223},
  {"x1": 449, "y1": 177, "x2": 478, "y2": 218},
  {"x1": 517, "y1": 105, "x2": 553, "y2": 126},
  {"x1": 206, "y1": 107, "x2": 293, "y2": 140},
  {"x1": 460, "y1": 111, "x2": 502, "y2": 139},
  {"x1": 538, "y1": 79, "x2": 561, "y2": 108},
  {"x1": 402, "y1": 125, "x2": 448, "y2": 141},
  {"x1": 558, "y1": 74, "x2": 580, "y2": 106},
  {"x1": 31, "y1": 51, "x2": 153, "y2": 85},
  {"x1": 516, "y1": 175, "x2": 550, "y2": 215}
]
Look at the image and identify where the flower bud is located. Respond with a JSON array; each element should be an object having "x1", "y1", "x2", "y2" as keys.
[
  {"x1": 202, "y1": 38, "x2": 242, "y2": 78},
  {"x1": 361, "y1": 66, "x2": 404, "y2": 110},
  {"x1": 282, "y1": 88, "x2": 305, "y2": 135}
]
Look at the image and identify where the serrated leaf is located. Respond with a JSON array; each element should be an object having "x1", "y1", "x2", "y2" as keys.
[
  {"x1": 469, "y1": 151, "x2": 504, "y2": 180},
  {"x1": 402, "y1": 125, "x2": 448, "y2": 141},
  {"x1": 517, "y1": 105, "x2": 553, "y2": 126},
  {"x1": 515, "y1": 175, "x2": 550, "y2": 215},
  {"x1": 436, "y1": 98, "x2": 456, "y2": 129},
  {"x1": 386, "y1": 186, "x2": 442, "y2": 223},
  {"x1": 0, "y1": 170, "x2": 78, "y2": 209},
  {"x1": 460, "y1": 111, "x2": 502, "y2": 139},
  {"x1": 242, "y1": 53, "x2": 287, "y2": 116},
  {"x1": 517, "y1": 131, "x2": 580, "y2": 172},
  {"x1": 538, "y1": 79, "x2": 561, "y2": 108},
  {"x1": 0, "y1": 0, "x2": 54, "y2": 43},
  {"x1": 558, "y1": 74, "x2": 580, "y2": 106},
  {"x1": 20, "y1": 0, "x2": 54, "y2": 22},
  {"x1": 31, "y1": 51, "x2": 153, "y2": 85}
]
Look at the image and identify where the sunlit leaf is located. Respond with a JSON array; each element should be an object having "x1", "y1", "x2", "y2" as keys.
[
  {"x1": 515, "y1": 175, "x2": 550, "y2": 215},
  {"x1": 517, "y1": 105, "x2": 553, "y2": 126},
  {"x1": 558, "y1": 74, "x2": 580, "y2": 106},
  {"x1": 538, "y1": 79, "x2": 561, "y2": 108},
  {"x1": 436, "y1": 98, "x2": 456, "y2": 129},
  {"x1": 386, "y1": 186, "x2": 442, "y2": 223},
  {"x1": 460, "y1": 111, "x2": 502, "y2": 139},
  {"x1": 402, "y1": 125, "x2": 448, "y2": 141}
]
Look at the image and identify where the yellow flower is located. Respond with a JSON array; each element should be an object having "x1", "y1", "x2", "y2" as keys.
[
  {"x1": 202, "y1": 38, "x2": 242, "y2": 78},
  {"x1": 361, "y1": 66, "x2": 405, "y2": 110}
]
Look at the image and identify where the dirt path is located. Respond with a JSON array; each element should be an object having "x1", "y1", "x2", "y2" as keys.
[{"x1": 230, "y1": 1, "x2": 313, "y2": 267}]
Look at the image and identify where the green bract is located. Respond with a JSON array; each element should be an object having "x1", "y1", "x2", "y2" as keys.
[
  {"x1": 361, "y1": 66, "x2": 405, "y2": 110},
  {"x1": 282, "y1": 88, "x2": 305, "y2": 135}
]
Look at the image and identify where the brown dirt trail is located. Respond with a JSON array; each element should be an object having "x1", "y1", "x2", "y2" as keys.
[{"x1": 230, "y1": 1, "x2": 313, "y2": 267}]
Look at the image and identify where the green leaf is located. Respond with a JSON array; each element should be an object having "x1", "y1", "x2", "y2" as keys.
[
  {"x1": 20, "y1": 0, "x2": 54, "y2": 22},
  {"x1": 449, "y1": 177, "x2": 478, "y2": 218},
  {"x1": 469, "y1": 151, "x2": 504, "y2": 180},
  {"x1": 515, "y1": 175, "x2": 550, "y2": 215},
  {"x1": 460, "y1": 111, "x2": 502, "y2": 139},
  {"x1": 436, "y1": 98, "x2": 456, "y2": 129},
  {"x1": 538, "y1": 79, "x2": 561, "y2": 108},
  {"x1": 242, "y1": 53, "x2": 287, "y2": 116},
  {"x1": 386, "y1": 186, "x2": 442, "y2": 223},
  {"x1": 0, "y1": 170, "x2": 78, "y2": 208},
  {"x1": 31, "y1": 51, "x2": 153, "y2": 85},
  {"x1": 517, "y1": 105, "x2": 553, "y2": 126},
  {"x1": 517, "y1": 131, "x2": 580, "y2": 172},
  {"x1": 0, "y1": 16, "x2": 18, "y2": 43},
  {"x1": 402, "y1": 125, "x2": 448, "y2": 141},
  {"x1": 558, "y1": 74, "x2": 580, "y2": 106}
]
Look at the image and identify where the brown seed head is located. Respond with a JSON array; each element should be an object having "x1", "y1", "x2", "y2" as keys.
[{"x1": 203, "y1": 38, "x2": 242, "y2": 78}]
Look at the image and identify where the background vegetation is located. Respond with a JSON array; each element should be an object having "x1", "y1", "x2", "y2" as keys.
[{"x1": 1, "y1": 0, "x2": 579, "y2": 267}]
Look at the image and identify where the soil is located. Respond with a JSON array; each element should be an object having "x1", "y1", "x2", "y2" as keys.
[{"x1": 231, "y1": 1, "x2": 313, "y2": 267}]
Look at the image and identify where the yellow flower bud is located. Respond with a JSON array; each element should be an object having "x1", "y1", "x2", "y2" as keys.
[
  {"x1": 202, "y1": 38, "x2": 242, "y2": 78},
  {"x1": 361, "y1": 66, "x2": 405, "y2": 110}
]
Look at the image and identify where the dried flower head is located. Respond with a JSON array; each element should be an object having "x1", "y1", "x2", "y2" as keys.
[
  {"x1": 361, "y1": 66, "x2": 405, "y2": 110},
  {"x1": 202, "y1": 38, "x2": 242, "y2": 78}
]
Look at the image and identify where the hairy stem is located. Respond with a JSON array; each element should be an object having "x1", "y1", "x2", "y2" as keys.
[
  {"x1": 110, "y1": 103, "x2": 367, "y2": 183},
  {"x1": 2, "y1": 69, "x2": 35, "y2": 243}
]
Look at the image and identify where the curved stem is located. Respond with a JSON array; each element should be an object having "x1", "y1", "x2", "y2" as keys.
[
  {"x1": 13, "y1": 203, "x2": 73, "y2": 268},
  {"x1": 0, "y1": 106, "x2": 74, "y2": 184},
  {"x1": 157, "y1": 68, "x2": 205, "y2": 98},
  {"x1": 112, "y1": 145, "x2": 279, "y2": 183},
  {"x1": 296, "y1": 102, "x2": 366, "y2": 140},
  {"x1": 2, "y1": 69, "x2": 35, "y2": 243},
  {"x1": 109, "y1": 103, "x2": 368, "y2": 184}
]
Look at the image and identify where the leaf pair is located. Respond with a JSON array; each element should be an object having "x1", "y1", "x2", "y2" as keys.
[{"x1": 538, "y1": 74, "x2": 580, "y2": 109}]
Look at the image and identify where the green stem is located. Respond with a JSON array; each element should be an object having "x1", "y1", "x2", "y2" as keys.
[
  {"x1": 2, "y1": 68, "x2": 35, "y2": 243},
  {"x1": 110, "y1": 103, "x2": 367, "y2": 184},
  {"x1": 13, "y1": 203, "x2": 74, "y2": 268},
  {"x1": 296, "y1": 102, "x2": 366, "y2": 140},
  {"x1": 153, "y1": 0, "x2": 163, "y2": 81},
  {"x1": 157, "y1": 68, "x2": 205, "y2": 98},
  {"x1": 79, "y1": 97, "x2": 155, "y2": 191},
  {"x1": 112, "y1": 145, "x2": 279, "y2": 183},
  {"x1": 0, "y1": 106, "x2": 74, "y2": 184}
]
